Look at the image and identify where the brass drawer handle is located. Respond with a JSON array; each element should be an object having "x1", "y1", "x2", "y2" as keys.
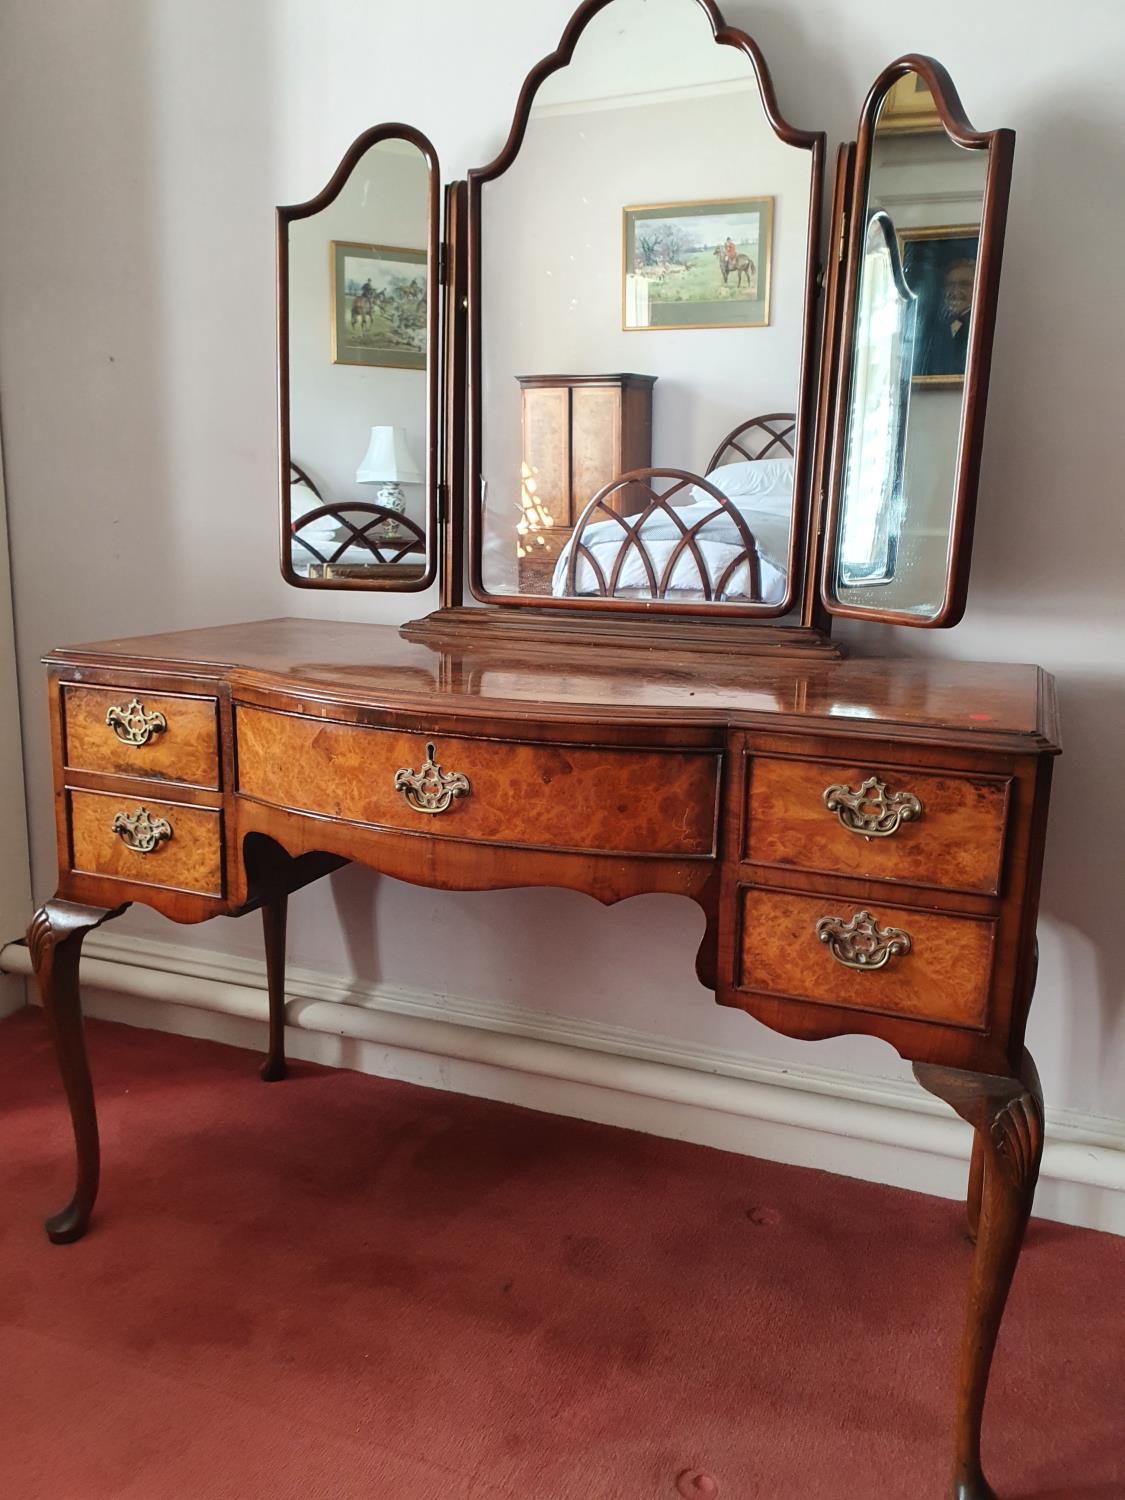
[
  {"x1": 393, "y1": 742, "x2": 471, "y2": 815},
  {"x1": 111, "y1": 806, "x2": 173, "y2": 853},
  {"x1": 105, "y1": 697, "x2": 168, "y2": 747},
  {"x1": 822, "y1": 775, "x2": 922, "y2": 838},
  {"x1": 816, "y1": 909, "x2": 912, "y2": 971}
]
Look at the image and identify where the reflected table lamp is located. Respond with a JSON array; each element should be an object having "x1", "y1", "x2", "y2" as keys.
[{"x1": 356, "y1": 425, "x2": 422, "y2": 538}]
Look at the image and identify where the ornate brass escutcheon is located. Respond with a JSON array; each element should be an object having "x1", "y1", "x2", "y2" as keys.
[
  {"x1": 822, "y1": 774, "x2": 922, "y2": 838},
  {"x1": 816, "y1": 909, "x2": 912, "y2": 971},
  {"x1": 105, "y1": 697, "x2": 168, "y2": 747},
  {"x1": 110, "y1": 806, "x2": 173, "y2": 853},
  {"x1": 393, "y1": 742, "x2": 471, "y2": 815}
]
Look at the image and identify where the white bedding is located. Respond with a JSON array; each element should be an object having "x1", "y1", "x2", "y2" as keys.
[{"x1": 551, "y1": 485, "x2": 793, "y2": 604}]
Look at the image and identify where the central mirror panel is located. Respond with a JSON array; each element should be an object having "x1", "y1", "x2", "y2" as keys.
[{"x1": 471, "y1": 0, "x2": 822, "y2": 614}]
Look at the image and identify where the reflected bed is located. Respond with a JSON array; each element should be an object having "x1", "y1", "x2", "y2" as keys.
[{"x1": 552, "y1": 412, "x2": 796, "y2": 604}]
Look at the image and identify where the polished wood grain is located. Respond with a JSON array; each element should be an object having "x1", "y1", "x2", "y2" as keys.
[
  {"x1": 916, "y1": 1052, "x2": 1044, "y2": 1500},
  {"x1": 745, "y1": 755, "x2": 1010, "y2": 895},
  {"x1": 516, "y1": 374, "x2": 656, "y2": 594},
  {"x1": 736, "y1": 886, "x2": 995, "y2": 1028},
  {"x1": 27, "y1": 901, "x2": 128, "y2": 1242},
  {"x1": 62, "y1": 684, "x2": 220, "y2": 788},
  {"x1": 68, "y1": 789, "x2": 223, "y2": 897},
  {"x1": 36, "y1": 612, "x2": 1060, "y2": 1500},
  {"x1": 441, "y1": 178, "x2": 469, "y2": 611},
  {"x1": 800, "y1": 140, "x2": 854, "y2": 635},
  {"x1": 47, "y1": 619, "x2": 1059, "y2": 751},
  {"x1": 234, "y1": 705, "x2": 720, "y2": 858}
]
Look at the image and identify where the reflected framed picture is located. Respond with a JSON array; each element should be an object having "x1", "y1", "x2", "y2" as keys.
[
  {"x1": 878, "y1": 72, "x2": 942, "y2": 135},
  {"x1": 330, "y1": 240, "x2": 426, "y2": 370},
  {"x1": 622, "y1": 197, "x2": 773, "y2": 331},
  {"x1": 899, "y1": 225, "x2": 980, "y2": 386}
]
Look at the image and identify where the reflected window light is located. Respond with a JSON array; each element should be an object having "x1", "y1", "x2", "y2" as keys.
[
  {"x1": 840, "y1": 211, "x2": 916, "y2": 586},
  {"x1": 516, "y1": 461, "x2": 557, "y2": 558}
]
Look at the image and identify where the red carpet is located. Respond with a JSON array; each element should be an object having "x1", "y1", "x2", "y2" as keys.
[{"x1": 0, "y1": 1008, "x2": 1122, "y2": 1499}]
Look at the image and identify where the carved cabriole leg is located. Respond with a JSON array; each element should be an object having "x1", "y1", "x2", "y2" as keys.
[
  {"x1": 966, "y1": 1130, "x2": 985, "y2": 1244},
  {"x1": 914, "y1": 1052, "x2": 1044, "y2": 1500},
  {"x1": 259, "y1": 887, "x2": 289, "y2": 1082},
  {"x1": 28, "y1": 900, "x2": 128, "y2": 1244}
]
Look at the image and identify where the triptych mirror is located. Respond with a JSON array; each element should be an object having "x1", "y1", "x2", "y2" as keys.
[{"x1": 277, "y1": 0, "x2": 1013, "y2": 634}]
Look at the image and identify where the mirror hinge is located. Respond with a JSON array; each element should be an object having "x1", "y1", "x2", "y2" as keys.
[
  {"x1": 837, "y1": 213, "x2": 847, "y2": 263},
  {"x1": 437, "y1": 481, "x2": 448, "y2": 523},
  {"x1": 438, "y1": 243, "x2": 449, "y2": 285}
]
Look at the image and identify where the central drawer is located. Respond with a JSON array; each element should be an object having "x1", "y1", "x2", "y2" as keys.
[{"x1": 234, "y1": 706, "x2": 719, "y2": 858}]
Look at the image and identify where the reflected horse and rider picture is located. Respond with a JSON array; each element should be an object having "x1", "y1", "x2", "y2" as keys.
[
  {"x1": 623, "y1": 196, "x2": 773, "y2": 331},
  {"x1": 331, "y1": 240, "x2": 426, "y2": 370}
]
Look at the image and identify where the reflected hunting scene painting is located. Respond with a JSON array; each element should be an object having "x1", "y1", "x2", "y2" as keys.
[
  {"x1": 331, "y1": 240, "x2": 426, "y2": 369},
  {"x1": 623, "y1": 197, "x2": 773, "y2": 330}
]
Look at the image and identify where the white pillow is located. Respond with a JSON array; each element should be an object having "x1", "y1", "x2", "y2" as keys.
[
  {"x1": 703, "y1": 457, "x2": 794, "y2": 500},
  {"x1": 693, "y1": 456, "x2": 798, "y2": 516}
]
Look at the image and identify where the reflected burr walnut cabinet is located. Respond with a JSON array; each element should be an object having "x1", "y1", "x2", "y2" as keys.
[
  {"x1": 515, "y1": 374, "x2": 656, "y2": 593},
  {"x1": 28, "y1": 2, "x2": 1062, "y2": 1498}
]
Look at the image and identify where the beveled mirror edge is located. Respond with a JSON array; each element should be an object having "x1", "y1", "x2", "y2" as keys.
[
  {"x1": 276, "y1": 122, "x2": 443, "y2": 593},
  {"x1": 463, "y1": 0, "x2": 827, "y2": 620},
  {"x1": 819, "y1": 55, "x2": 1015, "y2": 629},
  {"x1": 800, "y1": 141, "x2": 856, "y2": 635}
]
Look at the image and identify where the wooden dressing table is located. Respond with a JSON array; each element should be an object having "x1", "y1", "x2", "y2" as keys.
[{"x1": 28, "y1": 4, "x2": 1060, "y2": 1497}]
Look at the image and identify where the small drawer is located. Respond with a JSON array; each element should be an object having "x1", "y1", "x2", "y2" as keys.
[
  {"x1": 235, "y1": 707, "x2": 718, "y2": 859},
  {"x1": 736, "y1": 886, "x2": 995, "y2": 1029},
  {"x1": 745, "y1": 756, "x2": 1009, "y2": 896},
  {"x1": 68, "y1": 790, "x2": 223, "y2": 897},
  {"x1": 62, "y1": 685, "x2": 220, "y2": 789}
]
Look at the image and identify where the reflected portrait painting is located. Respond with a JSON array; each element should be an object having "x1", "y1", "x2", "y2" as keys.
[{"x1": 900, "y1": 226, "x2": 979, "y2": 385}]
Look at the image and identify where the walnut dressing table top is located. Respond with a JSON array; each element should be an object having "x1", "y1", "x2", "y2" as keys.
[{"x1": 51, "y1": 616, "x2": 1056, "y2": 742}]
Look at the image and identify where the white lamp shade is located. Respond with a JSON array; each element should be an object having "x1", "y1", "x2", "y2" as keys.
[{"x1": 355, "y1": 425, "x2": 422, "y2": 485}]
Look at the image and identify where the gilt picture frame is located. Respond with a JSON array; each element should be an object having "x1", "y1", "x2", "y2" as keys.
[
  {"x1": 622, "y1": 197, "x2": 773, "y2": 332},
  {"x1": 331, "y1": 240, "x2": 427, "y2": 370},
  {"x1": 877, "y1": 72, "x2": 943, "y2": 135},
  {"x1": 899, "y1": 224, "x2": 980, "y2": 386}
]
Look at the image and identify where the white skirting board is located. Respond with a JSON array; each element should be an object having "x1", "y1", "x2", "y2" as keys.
[{"x1": 3, "y1": 929, "x2": 1123, "y2": 1236}]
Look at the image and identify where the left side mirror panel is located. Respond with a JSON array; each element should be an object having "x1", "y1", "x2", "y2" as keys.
[{"x1": 278, "y1": 125, "x2": 441, "y2": 591}]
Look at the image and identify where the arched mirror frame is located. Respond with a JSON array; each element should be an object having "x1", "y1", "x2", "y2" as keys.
[
  {"x1": 464, "y1": 0, "x2": 826, "y2": 619},
  {"x1": 277, "y1": 122, "x2": 442, "y2": 593},
  {"x1": 820, "y1": 56, "x2": 1015, "y2": 628}
]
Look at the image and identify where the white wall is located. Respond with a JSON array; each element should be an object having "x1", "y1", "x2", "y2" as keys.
[
  {"x1": 0, "y1": 0, "x2": 1123, "y2": 1148},
  {"x1": 0, "y1": 425, "x2": 31, "y2": 1018}
]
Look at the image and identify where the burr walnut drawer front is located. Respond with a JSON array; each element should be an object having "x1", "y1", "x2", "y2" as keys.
[
  {"x1": 234, "y1": 706, "x2": 718, "y2": 858},
  {"x1": 67, "y1": 789, "x2": 223, "y2": 897},
  {"x1": 61, "y1": 684, "x2": 220, "y2": 789},
  {"x1": 744, "y1": 756, "x2": 1010, "y2": 896},
  {"x1": 736, "y1": 887, "x2": 996, "y2": 1030}
]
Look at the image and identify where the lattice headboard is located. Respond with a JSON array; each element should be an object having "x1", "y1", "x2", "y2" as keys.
[{"x1": 705, "y1": 412, "x2": 796, "y2": 473}]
